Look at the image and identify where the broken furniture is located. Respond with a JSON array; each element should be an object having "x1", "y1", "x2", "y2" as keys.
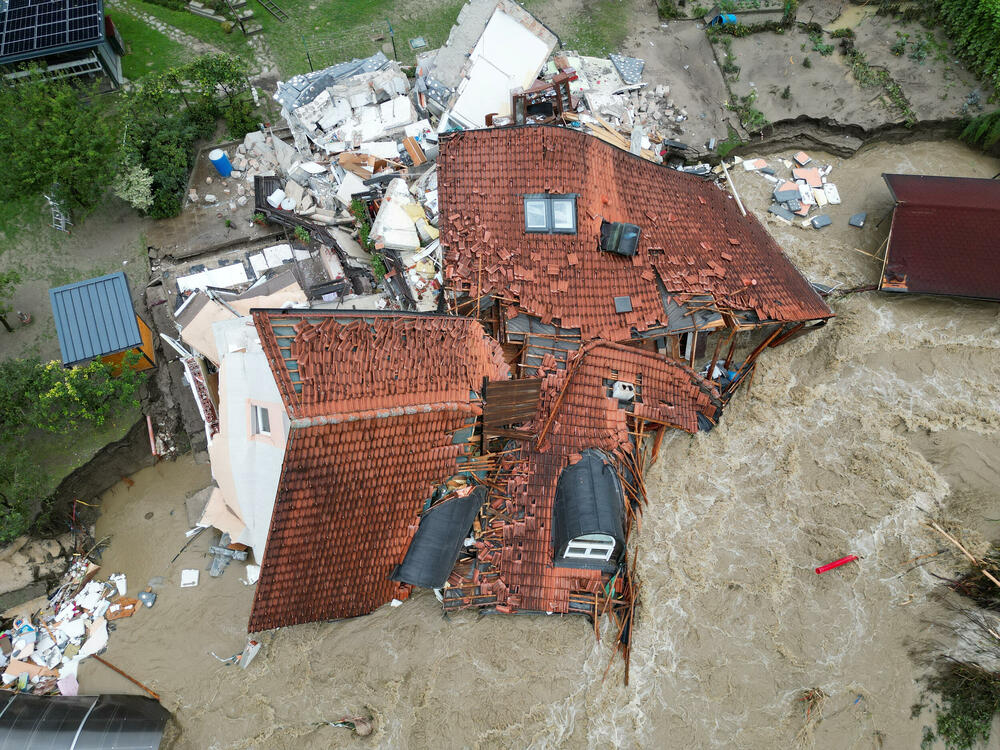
[{"x1": 509, "y1": 73, "x2": 574, "y2": 126}]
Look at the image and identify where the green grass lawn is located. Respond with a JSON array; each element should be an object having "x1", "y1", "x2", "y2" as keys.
[
  {"x1": 257, "y1": 0, "x2": 467, "y2": 78},
  {"x1": 109, "y1": 10, "x2": 191, "y2": 79},
  {"x1": 522, "y1": 0, "x2": 633, "y2": 57},
  {"x1": 122, "y1": 0, "x2": 251, "y2": 59}
]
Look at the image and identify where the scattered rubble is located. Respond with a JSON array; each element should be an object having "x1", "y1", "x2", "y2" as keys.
[
  {"x1": 718, "y1": 150, "x2": 855, "y2": 230},
  {"x1": 1, "y1": 558, "x2": 142, "y2": 696}
]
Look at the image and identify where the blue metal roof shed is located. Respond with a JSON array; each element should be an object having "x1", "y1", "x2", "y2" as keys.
[{"x1": 49, "y1": 272, "x2": 144, "y2": 366}]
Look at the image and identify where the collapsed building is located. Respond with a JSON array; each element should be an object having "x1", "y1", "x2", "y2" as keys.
[
  {"x1": 165, "y1": 0, "x2": 836, "y2": 679},
  {"x1": 438, "y1": 126, "x2": 832, "y2": 392}
]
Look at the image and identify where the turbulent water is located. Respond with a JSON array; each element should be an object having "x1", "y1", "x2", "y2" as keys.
[{"x1": 79, "y1": 140, "x2": 1000, "y2": 749}]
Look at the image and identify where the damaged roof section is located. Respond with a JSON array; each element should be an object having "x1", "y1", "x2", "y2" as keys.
[
  {"x1": 438, "y1": 126, "x2": 832, "y2": 343},
  {"x1": 446, "y1": 342, "x2": 721, "y2": 617},
  {"x1": 880, "y1": 173, "x2": 1000, "y2": 301},
  {"x1": 247, "y1": 310, "x2": 509, "y2": 631}
]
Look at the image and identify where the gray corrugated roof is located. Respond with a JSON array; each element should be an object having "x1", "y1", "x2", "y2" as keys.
[{"x1": 49, "y1": 271, "x2": 142, "y2": 365}]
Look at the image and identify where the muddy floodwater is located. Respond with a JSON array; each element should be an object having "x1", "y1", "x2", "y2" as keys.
[{"x1": 80, "y1": 140, "x2": 1000, "y2": 749}]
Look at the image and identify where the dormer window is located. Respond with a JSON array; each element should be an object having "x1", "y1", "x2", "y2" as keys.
[{"x1": 524, "y1": 194, "x2": 577, "y2": 234}]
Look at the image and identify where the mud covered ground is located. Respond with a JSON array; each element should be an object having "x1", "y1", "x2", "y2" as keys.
[
  {"x1": 528, "y1": 1, "x2": 989, "y2": 150},
  {"x1": 77, "y1": 139, "x2": 1000, "y2": 749}
]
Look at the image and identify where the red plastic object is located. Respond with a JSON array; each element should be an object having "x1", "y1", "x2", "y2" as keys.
[{"x1": 815, "y1": 555, "x2": 858, "y2": 575}]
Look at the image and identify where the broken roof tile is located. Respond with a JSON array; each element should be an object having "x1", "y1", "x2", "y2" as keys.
[{"x1": 248, "y1": 310, "x2": 509, "y2": 632}]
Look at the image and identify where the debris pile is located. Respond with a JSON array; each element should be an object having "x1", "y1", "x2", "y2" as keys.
[
  {"x1": 0, "y1": 558, "x2": 148, "y2": 697},
  {"x1": 211, "y1": 0, "x2": 729, "y2": 315},
  {"x1": 722, "y1": 151, "x2": 852, "y2": 230}
]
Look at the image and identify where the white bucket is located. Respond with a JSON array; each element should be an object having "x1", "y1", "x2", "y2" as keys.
[{"x1": 266, "y1": 189, "x2": 285, "y2": 208}]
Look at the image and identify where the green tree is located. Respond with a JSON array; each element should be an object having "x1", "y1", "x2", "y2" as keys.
[
  {"x1": 0, "y1": 270, "x2": 21, "y2": 333},
  {"x1": 0, "y1": 356, "x2": 145, "y2": 434},
  {"x1": 113, "y1": 163, "x2": 155, "y2": 212},
  {"x1": 0, "y1": 72, "x2": 119, "y2": 210},
  {"x1": 0, "y1": 355, "x2": 146, "y2": 542}
]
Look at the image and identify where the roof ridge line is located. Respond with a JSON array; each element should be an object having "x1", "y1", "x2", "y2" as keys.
[{"x1": 289, "y1": 400, "x2": 478, "y2": 429}]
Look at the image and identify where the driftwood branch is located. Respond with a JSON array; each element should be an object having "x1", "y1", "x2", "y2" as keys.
[{"x1": 924, "y1": 520, "x2": 1000, "y2": 591}]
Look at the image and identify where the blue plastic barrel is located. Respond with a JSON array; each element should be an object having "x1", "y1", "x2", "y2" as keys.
[{"x1": 209, "y1": 148, "x2": 233, "y2": 177}]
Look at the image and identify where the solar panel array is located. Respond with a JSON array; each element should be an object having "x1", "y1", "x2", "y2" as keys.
[{"x1": 0, "y1": 0, "x2": 103, "y2": 62}]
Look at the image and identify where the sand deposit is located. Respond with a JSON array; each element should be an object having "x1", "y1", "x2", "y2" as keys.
[{"x1": 78, "y1": 139, "x2": 1000, "y2": 749}]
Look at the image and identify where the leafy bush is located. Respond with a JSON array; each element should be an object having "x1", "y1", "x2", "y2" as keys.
[
  {"x1": 961, "y1": 109, "x2": 1000, "y2": 150},
  {"x1": 937, "y1": 0, "x2": 1000, "y2": 93},
  {"x1": 350, "y1": 199, "x2": 373, "y2": 249},
  {"x1": 891, "y1": 31, "x2": 909, "y2": 56},
  {"x1": 225, "y1": 100, "x2": 258, "y2": 138},
  {"x1": 810, "y1": 32, "x2": 834, "y2": 56},
  {"x1": 658, "y1": 0, "x2": 683, "y2": 18},
  {"x1": 113, "y1": 164, "x2": 154, "y2": 212},
  {"x1": 803, "y1": 56, "x2": 812, "y2": 68},
  {"x1": 122, "y1": 54, "x2": 256, "y2": 219},
  {"x1": 727, "y1": 91, "x2": 769, "y2": 132},
  {"x1": 910, "y1": 38, "x2": 929, "y2": 63},
  {"x1": 0, "y1": 356, "x2": 145, "y2": 542},
  {"x1": 0, "y1": 358, "x2": 146, "y2": 434}
]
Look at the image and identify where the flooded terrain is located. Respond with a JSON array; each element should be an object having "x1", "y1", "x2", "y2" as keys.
[{"x1": 80, "y1": 140, "x2": 1000, "y2": 748}]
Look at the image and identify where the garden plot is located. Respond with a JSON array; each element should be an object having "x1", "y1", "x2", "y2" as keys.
[
  {"x1": 850, "y1": 14, "x2": 983, "y2": 122},
  {"x1": 724, "y1": 30, "x2": 885, "y2": 130}
]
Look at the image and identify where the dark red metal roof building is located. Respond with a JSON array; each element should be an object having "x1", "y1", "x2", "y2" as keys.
[{"x1": 881, "y1": 174, "x2": 1000, "y2": 301}]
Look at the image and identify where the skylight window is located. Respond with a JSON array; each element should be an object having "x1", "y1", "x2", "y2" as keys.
[
  {"x1": 524, "y1": 194, "x2": 577, "y2": 234},
  {"x1": 524, "y1": 197, "x2": 549, "y2": 231}
]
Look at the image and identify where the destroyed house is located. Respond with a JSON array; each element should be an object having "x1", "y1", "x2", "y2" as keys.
[
  {"x1": 442, "y1": 342, "x2": 721, "y2": 661},
  {"x1": 438, "y1": 126, "x2": 832, "y2": 377},
  {"x1": 416, "y1": 0, "x2": 558, "y2": 127},
  {"x1": 247, "y1": 310, "x2": 509, "y2": 631},
  {"x1": 246, "y1": 304, "x2": 720, "y2": 676},
  {"x1": 879, "y1": 173, "x2": 1000, "y2": 302}
]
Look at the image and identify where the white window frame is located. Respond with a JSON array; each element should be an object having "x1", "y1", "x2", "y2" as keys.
[
  {"x1": 563, "y1": 533, "x2": 615, "y2": 562},
  {"x1": 524, "y1": 194, "x2": 577, "y2": 234},
  {"x1": 250, "y1": 404, "x2": 271, "y2": 436}
]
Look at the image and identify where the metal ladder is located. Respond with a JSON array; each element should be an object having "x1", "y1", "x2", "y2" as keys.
[
  {"x1": 255, "y1": 0, "x2": 287, "y2": 22},
  {"x1": 44, "y1": 193, "x2": 72, "y2": 233}
]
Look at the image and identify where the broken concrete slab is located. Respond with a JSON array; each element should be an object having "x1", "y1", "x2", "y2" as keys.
[
  {"x1": 271, "y1": 136, "x2": 300, "y2": 175},
  {"x1": 768, "y1": 204, "x2": 795, "y2": 222},
  {"x1": 773, "y1": 181, "x2": 799, "y2": 203},
  {"x1": 792, "y1": 167, "x2": 823, "y2": 188},
  {"x1": 811, "y1": 214, "x2": 832, "y2": 229},
  {"x1": 370, "y1": 178, "x2": 420, "y2": 252},
  {"x1": 849, "y1": 212, "x2": 867, "y2": 228},
  {"x1": 609, "y1": 53, "x2": 645, "y2": 85},
  {"x1": 283, "y1": 180, "x2": 305, "y2": 206}
]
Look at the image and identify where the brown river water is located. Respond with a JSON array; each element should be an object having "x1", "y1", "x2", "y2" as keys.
[{"x1": 79, "y1": 140, "x2": 1000, "y2": 749}]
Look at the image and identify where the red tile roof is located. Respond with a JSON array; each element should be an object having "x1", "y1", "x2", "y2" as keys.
[
  {"x1": 463, "y1": 341, "x2": 720, "y2": 613},
  {"x1": 881, "y1": 174, "x2": 1000, "y2": 301},
  {"x1": 248, "y1": 310, "x2": 509, "y2": 631},
  {"x1": 438, "y1": 126, "x2": 831, "y2": 340}
]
